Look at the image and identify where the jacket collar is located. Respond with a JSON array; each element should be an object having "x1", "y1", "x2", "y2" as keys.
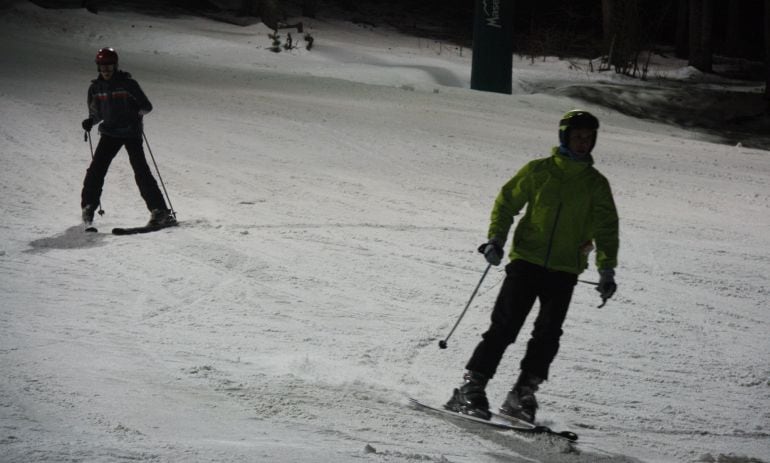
[
  {"x1": 556, "y1": 144, "x2": 594, "y2": 164},
  {"x1": 94, "y1": 70, "x2": 131, "y2": 83},
  {"x1": 551, "y1": 146, "x2": 593, "y2": 178}
]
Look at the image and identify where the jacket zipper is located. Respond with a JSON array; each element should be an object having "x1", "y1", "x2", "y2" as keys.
[{"x1": 543, "y1": 202, "x2": 562, "y2": 269}]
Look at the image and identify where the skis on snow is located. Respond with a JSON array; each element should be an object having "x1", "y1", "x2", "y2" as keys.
[
  {"x1": 82, "y1": 222, "x2": 178, "y2": 235},
  {"x1": 409, "y1": 397, "x2": 578, "y2": 442},
  {"x1": 112, "y1": 222, "x2": 178, "y2": 235}
]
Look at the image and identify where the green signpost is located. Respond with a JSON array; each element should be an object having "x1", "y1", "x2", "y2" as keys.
[{"x1": 471, "y1": 0, "x2": 513, "y2": 94}]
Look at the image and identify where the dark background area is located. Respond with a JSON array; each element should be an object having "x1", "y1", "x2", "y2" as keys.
[
  {"x1": 32, "y1": 0, "x2": 768, "y2": 62},
  {"x1": 24, "y1": 0, "x2": 770, "y2": 148}
]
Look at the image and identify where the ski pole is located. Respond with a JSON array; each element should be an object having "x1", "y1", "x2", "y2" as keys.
[
  {"x1": 142, "y1": 130, "x2": 176, "y2": 218},
  {"x1": 438, "y1": 263, "x2": 492, "y2": 349},
  {"x1": 84, "y1": 130, "x2": 105, "y2": 216},
  {"x1": 578, "y1": 279, "x2": 610, "y2": 308}
]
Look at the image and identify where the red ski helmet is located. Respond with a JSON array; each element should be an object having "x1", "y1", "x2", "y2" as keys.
[{"x1": 95, "y1": 47, "x2": 118, "y2": 66}]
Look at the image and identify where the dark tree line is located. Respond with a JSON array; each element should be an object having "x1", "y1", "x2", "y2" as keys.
[
  {"x1": 599, "y1": 0, "x2": 768, "y2": 109},
  {"x1": 316, "y1": 0, "x2": 768, "y2": 99},
  {"x1": 67, "y1": 0, "x2": 770, "y2": 109}
]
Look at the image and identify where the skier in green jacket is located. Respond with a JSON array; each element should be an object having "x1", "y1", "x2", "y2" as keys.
[{"x1": 445, "y1": 110, "x2": 619, "y2": 423}]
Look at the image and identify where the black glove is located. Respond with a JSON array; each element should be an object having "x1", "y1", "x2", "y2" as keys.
[
  {"x1": 82, "y1": 118, "x2": 94, "y2": 132},
  {"x1": 477, "y1": 239, "x2": 504, "y2": 266},
  {"x1": 596, "y1": 269, "x2": 617, "y2": 302}
]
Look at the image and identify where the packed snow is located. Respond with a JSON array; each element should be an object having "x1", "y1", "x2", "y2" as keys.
[{"x1": 1, "y1": 1, "x2": 769, "y2": 462}]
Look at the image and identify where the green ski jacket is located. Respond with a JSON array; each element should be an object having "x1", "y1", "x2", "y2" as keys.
[{"x1": 489, "y1": 147, "x2": 619, "y2": 275}]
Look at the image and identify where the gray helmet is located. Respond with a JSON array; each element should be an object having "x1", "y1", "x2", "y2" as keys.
[{"x1": 558, "y1": 109, "x2": 599, "y2": 147}]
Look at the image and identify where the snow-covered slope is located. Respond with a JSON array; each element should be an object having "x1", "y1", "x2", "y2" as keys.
[{"x1": 1, "y1": 2, "x2": 768, "y2": 462}]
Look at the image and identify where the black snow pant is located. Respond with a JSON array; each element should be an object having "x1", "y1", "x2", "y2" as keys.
[
  {"x1": 81, "y1": 134, "x2": 166, "y2": 212},
  {"x1": 465, "y1": 259, "x2": 578, "y2": 381}
]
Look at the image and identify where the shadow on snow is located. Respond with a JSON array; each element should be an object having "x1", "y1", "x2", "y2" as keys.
[{"x1": 25, "y1": 226, "x2": 108, "y2": 254}]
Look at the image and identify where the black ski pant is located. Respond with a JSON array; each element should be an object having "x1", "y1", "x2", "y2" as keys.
[
  {"x1": 81, "y1": 134, "x2": 166, "y2": 211},
  {"x1": 465, "y1": 259, "x2": 578, "y2": 382}
]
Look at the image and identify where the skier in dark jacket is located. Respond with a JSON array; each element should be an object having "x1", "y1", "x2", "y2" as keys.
[
  {"x1": 445, "y1": 110, "x2": 619, "y2": 424},
  {"x1": 80, "y1": 47, "x2": 175, "y2": 229}
]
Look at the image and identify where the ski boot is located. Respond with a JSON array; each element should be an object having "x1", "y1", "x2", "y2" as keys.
[
  {"x1": 499, "y1": 372, "x2": 542, "y2": 424},
  {"x1": 444, "y1": 371, "x2": 491, "y2": 420},
  {"x1": 82, "y1": 204, "x2": 96, "y2": 230},
  {"x1": 147, "y1": 208, "x2": 177, "y2": 228}
]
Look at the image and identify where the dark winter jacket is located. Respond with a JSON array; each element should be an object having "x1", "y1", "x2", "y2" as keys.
[
  {"x1": 87, "y1": 70, "x2": 152, "y2": 139},
  {"x1": 488, "y1": 147, "x2": 619, "y2": 274}
]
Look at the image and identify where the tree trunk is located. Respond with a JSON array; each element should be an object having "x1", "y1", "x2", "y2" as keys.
[
  {"x1": 302, "y1": 0, "x2": 317, "y2": 18},
  {"x1": 725, "y1": 0, "x2": 742, "y2": 56},
  {"x1": 688, "y1": 0, "x2": 713, "y2": 72},
  {"x1": 602, "y1": 0, "x2": 614, "y2": 45},
  {"x1": 765, "y1": 0, "x2": 770, "y2": 111},
  {"x1": 700, "y1": 0, "x2": 714, "y2": 72},
  {"x1": 675, "y1": 0, "x2": 688, "y2": 58},
  {"x1": 688, "y1": 0, "x2": 701, "y2": 68}
]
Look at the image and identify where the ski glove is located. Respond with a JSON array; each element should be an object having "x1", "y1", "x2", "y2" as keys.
[
  {"x1": 82, "y1": 118, "x2": 94, "y2": 132},
  {"x1": 478, "y1": 239, "x2": 504, "y2": 266},
  {"x1": 596, "y1": 269, "x2": 617, "y2": 302}
]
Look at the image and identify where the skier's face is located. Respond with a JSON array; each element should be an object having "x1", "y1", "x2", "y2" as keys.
[
  {"x1": 568, "y1": 128, "x2": 596, "y2": 157},
  {"x1": 99, "y1": 64, "x2": 115, "y2": 80}
]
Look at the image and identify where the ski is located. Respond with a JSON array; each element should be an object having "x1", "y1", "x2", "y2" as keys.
[
  {"x1": 85, "y1": 226, "x2": 98, "y2": 233},
  {"x1": 409, "y1": 397, "x2": 578, "y2": 442},
  {"x1": 112, "y1": 222, "x2": 178, "y2": 235}
]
